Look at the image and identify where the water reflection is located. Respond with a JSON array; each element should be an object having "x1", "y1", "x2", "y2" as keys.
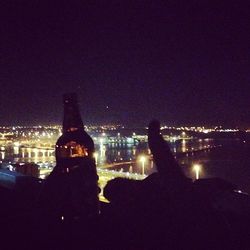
[
  {"x1": 13, "y1": 146, "x2": 19, "y2": 155},
  {"x1": 181, "y1": 139, "x2": 187, "y2": 152},
  {"x1": 0, "y1": 139, "x2": 220, "y2": 177},
  {"x1": 1, "y1": 138, "x2": 249, "y2": 193},
  {"x1": 0, "y1": 151, "x2": 5, "y2": 160}
]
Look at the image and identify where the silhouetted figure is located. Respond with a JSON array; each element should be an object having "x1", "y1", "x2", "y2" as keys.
[
  {"x1": 148, "y1": 119, "x2": 188, "y2": 183},
  {"x1": 103, "y1": 120, "x2": 235, "y2": 249},
  {"x1": 102, "y1": 120, "x2": 194, "y2": 249},
  {"x1": 104, "y1": 120, "x2": 190, "y2": 202}
]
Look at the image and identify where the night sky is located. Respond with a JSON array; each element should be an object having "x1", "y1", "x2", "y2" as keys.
[{"x1": 0, "y1": 1, "x2": 249, "y2": 127}]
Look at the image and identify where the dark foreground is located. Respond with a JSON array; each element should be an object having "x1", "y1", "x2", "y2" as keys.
[
  {"x1": 1, "y1": 171, "x2": 250, "y2": 250},
  {"x1": 1, "y1": 120, "x2": 250, "y2": 250}
]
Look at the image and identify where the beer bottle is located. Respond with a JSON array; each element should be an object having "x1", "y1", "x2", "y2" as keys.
[{"x1": 49, "y1": 93, "x2": 99, "y2": 220}]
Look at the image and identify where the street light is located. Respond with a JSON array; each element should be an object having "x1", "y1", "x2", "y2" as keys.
[
  {"x1": 140, "y1": 155, "x2": 146, "y2": 176},
  {"x1": 193, "y1": 164, "x2": 201, "y2": 180}
]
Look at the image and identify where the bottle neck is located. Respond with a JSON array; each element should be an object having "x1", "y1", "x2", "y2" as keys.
[{"x1": 63, "y1": 99, "x2": 84, "y2": 134}]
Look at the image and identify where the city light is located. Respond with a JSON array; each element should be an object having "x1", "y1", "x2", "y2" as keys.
[
  {"x1": 93, "y1": 152, "x2": 98, "y2": 164},
  {"x1": 13, "y1": 141, "x2": 20, "y2": 147},
  {"x1": 0, "y1": 123, "x2": 243, "y2": 187},
  {"x1": 193, "y1": 164, "x2": 201, "y2": 180},
  {"x1": 139, "y1": 155, "x2": 146, "y2": 176}
]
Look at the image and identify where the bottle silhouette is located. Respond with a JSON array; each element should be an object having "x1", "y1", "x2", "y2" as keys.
[
  {"x1": 55, "y1": 93, "x2": 95, "y2": 170},
  {"x1": 47, "y1": 93, "x2": 99, "y2": 221}
]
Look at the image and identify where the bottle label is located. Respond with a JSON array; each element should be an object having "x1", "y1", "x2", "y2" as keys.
[{"x1": 56, "y1": 141, "x2": 89, "y2": 158}]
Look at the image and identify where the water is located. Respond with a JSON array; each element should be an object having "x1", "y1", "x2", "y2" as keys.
[
  {"x1": 183, "y1": 139, "x2": 250, "y2": 193},
  {"x1": 1, "y1": 138, "x2": 250, "y2": 193}
]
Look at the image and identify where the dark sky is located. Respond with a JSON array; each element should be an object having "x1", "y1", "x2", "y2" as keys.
[{"x1": 0, "y1": 1, "x2": 249, "y2": 127}]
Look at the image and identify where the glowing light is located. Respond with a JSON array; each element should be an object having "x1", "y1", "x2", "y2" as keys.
[
  {"x1": 140, "y1": 156, "x2": 146, "y2": 163},
  {"x1": 193, "y1": 164, "x2": 201, "y2": 180},
  {"x1": 0, "y1": 151, "x2": 5, "y2": 160},
  {"x1": 13, "y1": 142, "x2": 20, "y2": 147},
  {"x1": 27, "y1": 148, "x2": 32, "y2": 158},
  {"x1": 93, "y1": 152, "x2": 98, "y2": 164},
  {"x1": 139, "y1": 155, "x2": 146, "y2": 176}
]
